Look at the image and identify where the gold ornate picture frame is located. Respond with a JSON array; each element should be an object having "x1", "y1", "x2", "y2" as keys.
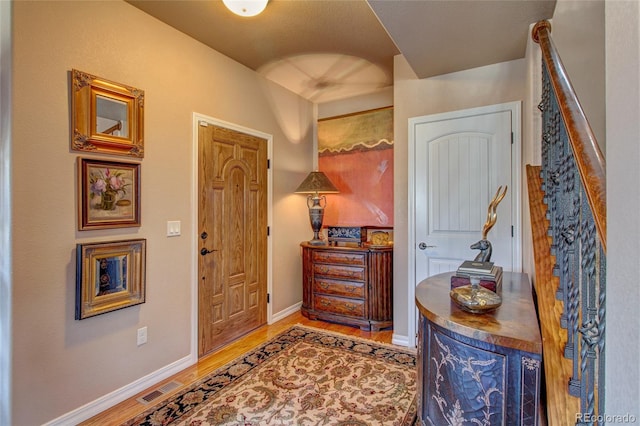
[
  {"x1": 71, "y1": 69, "x2": 144, "y2": 157},
  {"x1": 77, "y1": 157, "x2": 141, "y2": 230},
  {"x1": 75, "y1": 239, "x2": 146, "y2": 320}
]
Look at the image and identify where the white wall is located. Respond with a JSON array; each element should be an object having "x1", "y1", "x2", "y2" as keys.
[
  {"x1": 552, "y1": 0, "x2": 606, "y2": 153},
  {"x1": 605, "y1": 0, "x2": 640, "y2": 417},
  {"x1": 10, "y1": 2, "x2": 313, "y2": 424},
  {"x1": 392, "y1": 56, "x2": 527, "y2": 340}
]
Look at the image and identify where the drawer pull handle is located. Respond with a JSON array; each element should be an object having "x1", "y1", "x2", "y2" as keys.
[
  {"x1": 319, "y1": 300, "x2": 358, "y2": 311},
  {"x1": 318, "y1": 283, "x2": 358, "y2": 293}
]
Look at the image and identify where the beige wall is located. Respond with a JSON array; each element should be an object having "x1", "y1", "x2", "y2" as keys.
[
  {"x1": 11, "y1": 1, "x2": 312, "y2": 424},
  {"x1": 392, "y1": 56, "x2": 527, "y2": 340},
  {"x1": 318, "y1": 87, "x2": 394, "y2": 119},
  {"x1": 1, "y1": 1, "x2": 11, "y2": 425}
]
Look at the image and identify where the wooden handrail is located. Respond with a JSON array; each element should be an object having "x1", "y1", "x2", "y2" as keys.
[
  {"x1": 531, "y1": 20, "x2": 607, "y2": 425},
  {"x1": 532, "y1": 20, "x2": 607, "y2": 252},
  {"x1": 100, "y1": 120, "x2": 122, "y2": 135}
]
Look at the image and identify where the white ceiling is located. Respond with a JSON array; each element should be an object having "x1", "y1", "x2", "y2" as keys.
[{"x1": 127, "y1": 0, "x2": 556, "y2": 104}]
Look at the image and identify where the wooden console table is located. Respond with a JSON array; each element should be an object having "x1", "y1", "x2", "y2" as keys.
[
  {"x1": 301, "y1": 242, "x2": 393, "y2": 331},
  {"x1": 415, "y1": 271, "x2": 542, "y2": 425}
]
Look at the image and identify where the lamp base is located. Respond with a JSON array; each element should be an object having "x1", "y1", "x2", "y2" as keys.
[
  {"x1": 307, "y1": 238, "x2": 326, "y2": 246},
  {"x1": 306, "y1": 195, "x2": 327, "y2": 246}
]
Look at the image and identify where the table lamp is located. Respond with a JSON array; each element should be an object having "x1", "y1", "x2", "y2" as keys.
[{"x1": 295, "y1": 171, "x2": 339, "y2": 245}]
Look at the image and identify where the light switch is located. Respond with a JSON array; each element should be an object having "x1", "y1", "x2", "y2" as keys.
[
  {"x1": 167, "y1": 220, "x2": 181, "y2": 237},
  {"x1": 137, "y1": 327, "x2": 147, "y2": 345}
]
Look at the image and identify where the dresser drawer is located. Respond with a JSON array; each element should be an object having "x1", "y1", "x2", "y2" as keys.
[
  {"x1": 312, "y1": 250, "x2": 366, "y2": 266},
  {"x1": 314, "y1": 278, "x2": 365, "y2": 298},
  {"x1": 313, "y1": 264, "x2": 365, "y2": 281},
  {"x1": 314, "y1": 294, "x2": 365, "y2": 318}
]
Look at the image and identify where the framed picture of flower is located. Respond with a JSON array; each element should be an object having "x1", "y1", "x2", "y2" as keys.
[
  {"x1": 75, "y1": 239, "x2": 146, "y2": 319},
  {"x1": 77, "y1": 157, "x2": 141, "y2": 230}
]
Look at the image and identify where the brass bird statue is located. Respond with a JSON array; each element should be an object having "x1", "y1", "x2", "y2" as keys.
[{"x1": 470, "y1": 186, "x2": 508, "y2": 262}]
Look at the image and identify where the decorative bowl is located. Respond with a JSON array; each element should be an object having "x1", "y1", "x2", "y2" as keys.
[{"x1": 450, "y1": 284, "x2": 502, "y2": 314}]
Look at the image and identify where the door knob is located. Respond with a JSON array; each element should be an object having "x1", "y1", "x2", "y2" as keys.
[
  {"x1": 200, "y1": 248, "x2": 217, "y2": 256},
  {"x1": 418, "y1": 242, "x2": 437, "y2": 250}
]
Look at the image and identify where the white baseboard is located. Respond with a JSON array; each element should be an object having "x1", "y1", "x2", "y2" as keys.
[
  {"x1": 392, "y1": 333, "x2": 411, "y2": 348},
  {"x1": 43, "y1": 354, "x2": 195, "y2": 426},
  {"x1": 272, "y1": 303, "x2": 410, "y2": 348},
  {"x1": 270, "y1": 301, "x2": 302, "y2": 324}
]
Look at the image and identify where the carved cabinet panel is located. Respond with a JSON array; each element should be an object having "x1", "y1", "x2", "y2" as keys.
[{"x1": 416, "y1": 272, "x2": 542, "y2": 426}]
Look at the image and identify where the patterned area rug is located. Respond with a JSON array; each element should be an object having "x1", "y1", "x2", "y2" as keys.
[{"x1": 123, "y1": 326, "x2": 416, "y2": 425}]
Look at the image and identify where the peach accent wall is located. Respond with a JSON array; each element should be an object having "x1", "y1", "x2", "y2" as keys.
[
  {"x1": 11, "y1": 1, "x2": 313, "y2": 424},
  {"x1": 320, "y1": 148, "x2": 394, "y2": 227}
]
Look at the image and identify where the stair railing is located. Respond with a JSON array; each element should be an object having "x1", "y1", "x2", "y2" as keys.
[{"x1": 532, "y1": 20, "x2": 606, "y2": 425}]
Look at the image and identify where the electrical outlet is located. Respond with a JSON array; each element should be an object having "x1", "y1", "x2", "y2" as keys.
[{"x1": 137, "y1": 326, "x2": 148, "y2": 346}]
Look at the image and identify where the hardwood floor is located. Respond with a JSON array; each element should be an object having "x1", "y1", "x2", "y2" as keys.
[{"x1": 80, "y1": 311, "x2": 395, "y2": 425}]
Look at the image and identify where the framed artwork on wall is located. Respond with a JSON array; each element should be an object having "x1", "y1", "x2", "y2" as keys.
[
  {"x1": 75, "y1": 239, "x2": 146, "y2": 320},
  {"x1": 77, "y1": 157, "x2": 141, "y2": 230},
  {"x1": 71, "y1": 69, "x2": 144, "y2": 158},
  {"x1": 318, "y1": 106, "x2": 394, "y2": 227}
]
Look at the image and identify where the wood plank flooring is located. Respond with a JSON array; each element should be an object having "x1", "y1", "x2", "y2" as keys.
[{"x1": 80, "y1": 311, "x2": 395, "y2": 425}]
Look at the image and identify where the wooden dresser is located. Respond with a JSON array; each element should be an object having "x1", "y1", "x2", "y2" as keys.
[
  {"x1": 300, "y1": 242, "x2": 393, "y2": 331},
  {"x1": 415, "y1": 271, "x2": 542, "y2": 425}
]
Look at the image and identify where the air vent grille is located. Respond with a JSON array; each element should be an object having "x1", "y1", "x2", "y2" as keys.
[{"x1": 137, "y1": 381, "x2": 182, "y2": 404}]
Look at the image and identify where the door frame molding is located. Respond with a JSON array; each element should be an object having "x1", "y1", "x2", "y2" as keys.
[
  {"x1": 191, "y1": 113, "x2": 273, "y2": 358},
  {"x1": 407, "y1": 101, "x2": 522, "y2": 347}
]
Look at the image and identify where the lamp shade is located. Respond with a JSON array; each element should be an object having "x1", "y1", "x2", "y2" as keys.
[
  {"x1": 295, "y1": 171, "x2": 339, "y2": 194},
  {"x1": 222, "y1": 0, "x2": 268, "y2": 17}
]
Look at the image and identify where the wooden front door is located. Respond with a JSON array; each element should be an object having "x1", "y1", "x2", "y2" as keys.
[{"x1": 198, "y1": 121, "x2": 267, "y2": 357}]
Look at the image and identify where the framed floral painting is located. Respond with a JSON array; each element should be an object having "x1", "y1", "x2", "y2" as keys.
[{"x1": 77, "y1": 157, "x2": 141, "y2": 230}]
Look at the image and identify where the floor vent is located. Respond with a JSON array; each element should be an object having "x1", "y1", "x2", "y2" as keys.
[{"x1": 137, "y1": 380, "x2": 182, "y2": 404}]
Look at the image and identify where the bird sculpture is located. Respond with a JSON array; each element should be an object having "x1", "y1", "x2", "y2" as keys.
[{"x1": 471, "y1": 186, "x2": 508, "y2": 262}]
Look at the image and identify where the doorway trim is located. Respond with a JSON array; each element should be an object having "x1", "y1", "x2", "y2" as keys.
[
  {"x1": 406, "y1": 101, "x2": 522, "y2": 348},
  {"x1": 191, "y1": 113, "x2": 273, "y2": 358}
]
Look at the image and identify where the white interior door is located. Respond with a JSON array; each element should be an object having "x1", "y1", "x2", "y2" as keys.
[{"x1": 408, "y1": 102, "x2": 521, "y2": 346}]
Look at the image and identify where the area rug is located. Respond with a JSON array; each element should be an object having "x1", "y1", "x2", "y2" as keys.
[{"x1": 123, "y1": 326, "x2": 417, "y2": 425}]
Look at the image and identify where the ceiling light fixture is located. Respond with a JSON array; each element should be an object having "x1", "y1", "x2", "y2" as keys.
[{"x1": 222, "y1": 0, "x2": 268, "y2": 17}]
